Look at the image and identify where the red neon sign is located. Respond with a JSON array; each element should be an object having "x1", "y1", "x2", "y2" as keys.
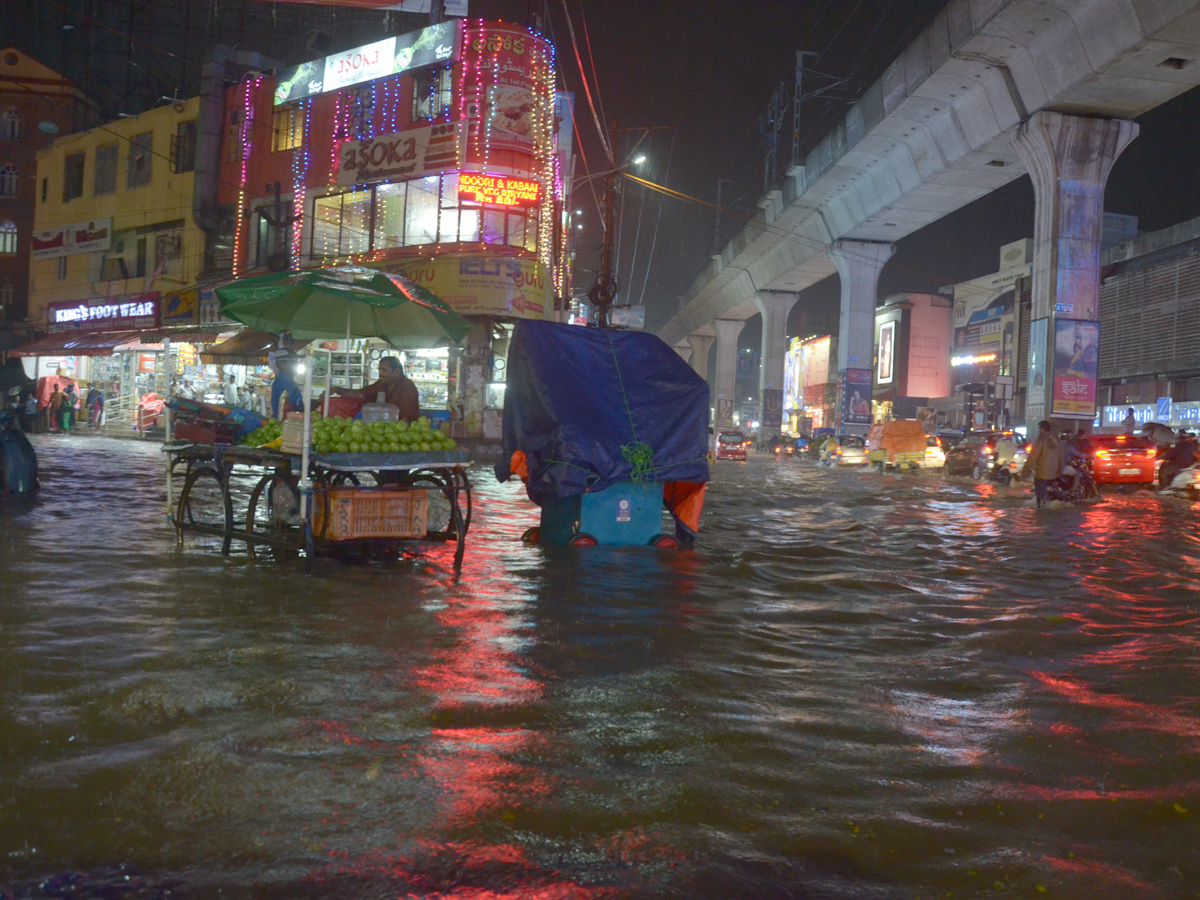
[{"x1": 457, "y1": 173, "x2": 539, "y2": 207}]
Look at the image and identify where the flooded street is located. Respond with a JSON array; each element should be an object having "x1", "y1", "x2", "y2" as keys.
[{"x1": 1, "y1": 435, "x2": 1198, "y2": 899}]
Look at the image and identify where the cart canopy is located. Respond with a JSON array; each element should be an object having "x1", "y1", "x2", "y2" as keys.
[{"x1": 496, "y1": 320, "x2": 709, "y2": 533}]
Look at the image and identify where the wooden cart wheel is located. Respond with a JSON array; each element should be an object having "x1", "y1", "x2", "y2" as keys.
[
  {"x1": 567, "y1": 532, "x2": 598, "y2": 548},
  {"x1": 647, "y1": 533, "x2": 679, "y2": 549},
  {"x1": 177, "y1": 466, "x2": 233, "y2": 554}
]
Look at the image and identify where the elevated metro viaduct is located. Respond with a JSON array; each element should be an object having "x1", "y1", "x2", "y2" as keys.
[{"x1": 658, "y1": 0, "x2": 1200, "y2": 435}]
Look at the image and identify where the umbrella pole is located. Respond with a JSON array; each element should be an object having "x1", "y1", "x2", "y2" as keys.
[
  {"x1": 163, "y1": 336, "x2": 174, "y2": 523},
  {"x1": 323, "y1": 348, "x2": 331, "y2": 418},
  {"x1": 299, "y1": 349, "x2": 314, "y2": 526}
]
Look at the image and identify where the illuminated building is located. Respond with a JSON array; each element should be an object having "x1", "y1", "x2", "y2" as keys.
[{"x1": 215, "y1": 19, "x2": 569, "y2": 439}]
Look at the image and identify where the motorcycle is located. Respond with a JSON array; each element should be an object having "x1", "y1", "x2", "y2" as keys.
[
  {"x1": 974, "y1": 449, "x2": 1019, "y2": 485},
  {"x1": 773, "y1": 441, "x2": 796, "y2": 461},
  {"x1": 1164, "y1": 464, "x2": 1200, "y2": 499},
  {"x1": 1044, "y1": 459, "x2": 1101, "y2": 503}
]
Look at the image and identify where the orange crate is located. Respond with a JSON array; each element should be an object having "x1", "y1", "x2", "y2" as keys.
[{"x1": 313, "y1": 487, "x2": 428, "y2": 541}]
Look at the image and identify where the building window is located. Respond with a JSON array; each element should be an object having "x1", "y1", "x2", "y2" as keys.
[
  {"x1": 412, "y1": 67, "x2": 452, "y2": 122},
  {"x1": 56, "y1": 255, "x2": 68, "y2": 281},
  {"x1": 63, "y1": 152, "x2": 85, "y2": 201},
  {"x1": 225, "y1": 110, "x2": 243, "y2": 162},
  {"x1": 0, "y1": 108, "x2": 18, "y2": 141},
  {"x1": 308, "y1": 173, "x2": 540, "y2": 261},
  {"x1": 40, "y1": 177, "x2": 46, "y2": 202},
  {"x1": 171, "y1": 120, "x2": 196, "y2": 173},
  {"x1": 0, "y1": 220, "x2": 16, "y2": 254},
  {"x1": 127, "y1": 133, "x2": 152, "y2": 187},
  {"x1": 94, "y1": 142, "x2": 118, "y2": 195},
  {"x1": 254, "y1": 208, "x2": 292, "y2": 269},
  {"x1": 272, "y1": 104, "x2": 303, "y2": 152},
  {"x1": 135, "y1": 236, "x2": 147, "y2": 278},
  {"x1": 0, "y1": 278, "x2": 12, "y2": 307},
  {"x1": 0, "y1": 164, "x2": 16, "y2": 197}
]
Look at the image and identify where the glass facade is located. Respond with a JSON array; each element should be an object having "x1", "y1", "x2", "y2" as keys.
[{"x1": 307, "y1": 172, "x2": 539, "y2": 262}]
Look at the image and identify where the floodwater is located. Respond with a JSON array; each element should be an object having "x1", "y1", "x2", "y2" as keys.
[{"x1": 1, "y1": 435, "x2": 1199, "y2": 900}]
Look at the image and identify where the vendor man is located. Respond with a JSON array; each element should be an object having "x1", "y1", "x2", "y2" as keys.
[{"x1": 332, "y1": 355, "x2": 419, "y2": 423}]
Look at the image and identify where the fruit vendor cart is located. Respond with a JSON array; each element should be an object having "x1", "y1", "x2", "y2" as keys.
[
  {"x1": 165, "y1": 438, "x2": 472, "y2": 567},
  {"x1": 496, "y1": 320, "x2": 709, "y2": 548},
  {"x1": 165, "y1": 265, "x2": 474, "y2": 568}
]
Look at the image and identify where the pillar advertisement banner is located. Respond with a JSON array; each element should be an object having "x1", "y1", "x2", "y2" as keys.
[
  {"x1": 762, "y1": 388, "x2": 782, "y2": 429},
  {"x1": 1051, "y1": 318, "x2": 1100, "y2": 419},
  {"x1": 841, "y1": 368, "x2": 873, "y2": 426},
  {"x1": 716, "y1": 398, "x2": 733, "y2": 428},
  {"x1": 1027, "y1": 317, "x2": 1049, "y2": 415},
  {"x1": 392, "y1": 254, "x2": 550, "y2": 320}
]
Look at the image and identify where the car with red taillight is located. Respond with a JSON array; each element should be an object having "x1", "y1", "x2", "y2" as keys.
[{"x1": 1077, "y1": 434, "x2": 1158, "y2": 485}]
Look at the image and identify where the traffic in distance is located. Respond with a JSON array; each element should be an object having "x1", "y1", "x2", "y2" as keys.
[{"x1": 721, "y1": 418, "x2": 1200, "y2": 503}]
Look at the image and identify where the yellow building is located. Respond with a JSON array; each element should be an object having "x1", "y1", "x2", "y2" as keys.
[
  {"x1": 29, "y1": 97, "x2": 206, "y2": 330},
  {"x1": 22, "y1": 98, "x2": 213, "y2": 388}
]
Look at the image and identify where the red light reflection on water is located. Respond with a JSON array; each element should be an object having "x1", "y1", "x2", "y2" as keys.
[
  {"x1": 1040, "y1": 854, "x2": 1157, "y2": 893},
  {"x1": 1030, "y1": 671, "x2": 1200, "y2": 740}
]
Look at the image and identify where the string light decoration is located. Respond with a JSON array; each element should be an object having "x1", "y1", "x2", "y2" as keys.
[
  {"x1": 231, "y1": 76, "x2": 262, "y2": 278},
  {"x1": 291, "y1": 97, "x2": 312, "y2": 266}
]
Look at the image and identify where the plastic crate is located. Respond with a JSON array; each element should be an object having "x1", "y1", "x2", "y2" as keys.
[
  {"x1": 175, "y1": 418, "x2": 240, "y2": 446},
  {"x1": 313, "y1": 487, "x2": 428, "y2": 541}
]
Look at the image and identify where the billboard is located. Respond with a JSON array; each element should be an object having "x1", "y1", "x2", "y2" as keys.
[
  {"x1": 336, "y1": 121, "x2": 466, "y2": 185},
  {"x1": 47, "y1": 294, "x2": 160, "y2": 333},
  {"x1": 31, "y1": 218, "x2": 112, "y2": 259},
  {"x1": 877, "y1": 320, "x2": 895, "y2": 384},
  {"x1": 393, "y1": 253, "x2": 549, "y2": 319},
  {"x1": 1027, "y1": 317, "x2": 1048, "y2": 417},
  {"x1": 953, "y1": 285, "x2": 1015, "y2": 373},
  {"x1": 1051, "y1": 318, "x2": 1100, "y2": 419},
  {"x1": 459, "y1": 23, "x2": 549, "y2": 156},
  {"x1": 841, "y1": 368, "x2": 873, "y2": 427},
  {"x1": 274, "y1": 21, "x2": 458, "y2": 106}
]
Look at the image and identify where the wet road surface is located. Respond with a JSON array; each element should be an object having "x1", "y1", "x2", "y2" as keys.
[{"x1": 1, "y1": 435, "x2": 1198, "y2": 899}]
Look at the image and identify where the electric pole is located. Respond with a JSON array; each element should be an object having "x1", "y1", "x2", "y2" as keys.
[{"x1": 588, "y1": 118, "x2": 620, "y2": 329}]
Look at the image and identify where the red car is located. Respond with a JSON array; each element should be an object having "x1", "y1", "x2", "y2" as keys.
[
  {"x1": 715, "y1": 431, "x2": 748, "y2": 461},
  {"x1": 1077, "y1": 434, "x2": 1157, "y2": 485}
]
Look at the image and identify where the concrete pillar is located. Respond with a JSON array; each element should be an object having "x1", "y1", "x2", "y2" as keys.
[
  {"x1": 686, "y1": 332, "x2": 714, "y2": 382},
  {"x1": 672, "y1": 341, "x2": 691, "y2": 362},
  {"x1": 1010, "y1": 111, "x2": 1137, "y2": 426},
  {"x1": 458, "y1": 317, "x2": 492, "y2": 439},
  {"x1": 711, "y1": 318, "x2": 744, "y2": 429},
  {"x1": 755, "y1": 291, "x2": 797, "y2": 436},
  {"x1": 830, "y1": 240, "x2": 894, "y2": 432}
]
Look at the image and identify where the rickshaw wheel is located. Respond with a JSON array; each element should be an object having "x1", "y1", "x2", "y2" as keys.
[
  {"x1": 648, "y1": 533, "x2": 679, "y2": 549},
  {"x1": 567, "y1": 532, "x2": 598, "y2": 548},
  {"x1": 520, "y1": 526, "x2": 541, "y2": 544}
]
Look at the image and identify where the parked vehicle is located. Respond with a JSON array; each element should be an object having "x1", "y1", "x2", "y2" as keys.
[
  {"x1": 715, "y1": 431, "x2": 748, "y2": 461},
  {"x1": 866, "y1": 419, "x2": 926, "y2": 471},
  {"x1": 1076, "y1": 433, "x2": 1158, "y2": 486}
]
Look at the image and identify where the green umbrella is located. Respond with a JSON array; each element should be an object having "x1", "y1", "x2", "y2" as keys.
[{"x1": 215, "y1": 265, "x2": 472, "y2": 348}]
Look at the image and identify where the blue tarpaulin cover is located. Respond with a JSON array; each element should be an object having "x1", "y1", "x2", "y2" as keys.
[{"x1": 495, "y1": 320, "x2": 710, "y2": 507}]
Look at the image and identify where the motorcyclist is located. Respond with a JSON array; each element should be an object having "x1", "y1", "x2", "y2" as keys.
[
  {"x1": 1059, "y1": 431, "x2": 1087, "y2": 495},
  {"x1": 821, "y1": 434, "x2": 838, "y2": 465},
  {"x1": 1158, "y1": 430, "x2": 1198, "y2": 489},
  {"x1": 992, "y1": 433, "x2": 1019, "y2": 479}
]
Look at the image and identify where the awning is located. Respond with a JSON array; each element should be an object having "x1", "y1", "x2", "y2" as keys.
[
  {"x1": 138, "y1": 325, "x2": 234, "y2": 344},
  {"x1": 200, "y1": 329, "x2": 309, "y2": 366},
  {"x1": 9, "y1": 330, "x2": 143, "y2": 357}
]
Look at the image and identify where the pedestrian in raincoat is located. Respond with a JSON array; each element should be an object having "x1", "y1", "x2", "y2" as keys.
[{"x1": 1021, "y1": 420, "x2": 1063, "y2": 508}]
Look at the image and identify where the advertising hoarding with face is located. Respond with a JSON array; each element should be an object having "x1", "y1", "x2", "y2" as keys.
[{"x1": 1051, "y1": 318, "x2": 1100, "y2": 419}]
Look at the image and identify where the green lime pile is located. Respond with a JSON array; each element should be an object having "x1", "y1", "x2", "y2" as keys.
[
  {"x1": 310, "y1": 415, "x2": 456, "y2": 455},
  {"x1": 241, "y1": 419, "x2": 284, "y2": 446}
]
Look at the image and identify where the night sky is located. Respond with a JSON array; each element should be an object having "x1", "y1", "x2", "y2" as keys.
[{"x1": 6, "y1": 0, "x2": 1200, "y2": 340}]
